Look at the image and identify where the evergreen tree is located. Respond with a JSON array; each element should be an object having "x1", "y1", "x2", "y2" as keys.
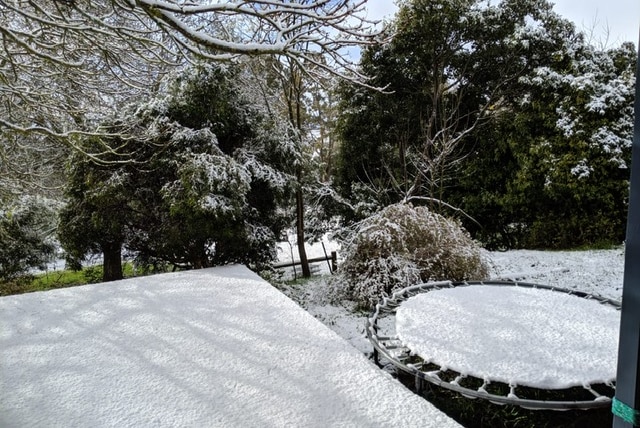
[
  {"x1": 451, "y1": 39, "x2": 635, "y2": 249},
  {"x1": 58, "y1": 147, "x2": 131, "y2": 280},
  {"x1": 0, "y1": 198, "x2": 56, "y2": 282},
  {"x1": 336, "y1": 0, "x2": 575, "y2": 222},
  {"x1": 58, "y1": 64, "x2": 294, "y2": 279},
  {"x1": 336, "y1": 0, "x2": 634, "y2": 249}
]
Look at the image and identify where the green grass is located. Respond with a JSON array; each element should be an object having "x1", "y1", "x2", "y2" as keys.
[{"x1": 0, "y1": 263, "x2": 147, "y2": 296}]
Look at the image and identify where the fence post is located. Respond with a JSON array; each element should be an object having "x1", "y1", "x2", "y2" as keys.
[
  {"x1": 331, "y1": 251, "x2": 337, "y2": 273},
  {"x1": 613, "y1": 36, "x2": 640, "y2": 428}
]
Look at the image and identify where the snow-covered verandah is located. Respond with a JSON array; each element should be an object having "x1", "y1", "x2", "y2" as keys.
[{"x1": 0, "y1": 265, "x2": 460, "y2": 428}]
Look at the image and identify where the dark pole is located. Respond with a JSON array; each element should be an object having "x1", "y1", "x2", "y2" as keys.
[{"x1": 613, "y1": 35, "x2": 640, "y2": 428}]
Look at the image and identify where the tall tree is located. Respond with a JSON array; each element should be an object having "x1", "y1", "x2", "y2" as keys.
[
  {"x1": 58, "y1": 139, "x2": 134, "y2": 281},
  {"x1": 337, "y1": 0, "x2": 576, "y2": 216},
  {"x1": 58, "y1": 63, "x2": 294, "y2": 279},
  {"x1": 242, "y1": 6, "x2": 346, "y2": 278},
  {"x1": 335, "y1": 0, "x2": 633, "y2": 250},
  {"x1": 466, "y1": 41, "x2": 636, "y2": 248}
]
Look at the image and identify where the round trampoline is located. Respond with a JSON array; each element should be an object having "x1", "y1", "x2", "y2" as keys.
[{"x1": 366, "y1": 280, "x2": 621, "y2": 410}]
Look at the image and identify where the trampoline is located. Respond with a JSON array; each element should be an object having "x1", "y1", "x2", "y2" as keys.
[{"x1": 366, "y1": 280, "x2": 621, "y2": 410}]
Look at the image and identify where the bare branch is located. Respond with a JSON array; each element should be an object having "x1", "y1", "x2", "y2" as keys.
[
  {"x1": 404, "y1": 196, "x2": 481, "y2": 227},
  {"x1": 0, "y1": 0, "x2": 380, "y2": 163}
]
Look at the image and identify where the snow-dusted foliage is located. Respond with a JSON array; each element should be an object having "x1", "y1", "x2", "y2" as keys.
[
  {"x1": 333, "y1": 203, "x2": 489, "y2": 308},
  {"x1": 497, "y1": 40, "x2": 637, "y2": 248},
  {"x1": 59, "y1": 63, "x2": 297, "y2": 273},
  {"x1": 522, "y1": 42, "x2": 636, "y2": 173},
  {"x1": 0, "y1": 197, "x2": 56, "y2": 282},
  {"x1": 0, "y1": 0, "x2": 377, "y2": 150}
]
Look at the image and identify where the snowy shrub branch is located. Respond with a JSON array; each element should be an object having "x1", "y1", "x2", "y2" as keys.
[{"x1": 332, "y1": 203, "x2": 490, "y2": 309}]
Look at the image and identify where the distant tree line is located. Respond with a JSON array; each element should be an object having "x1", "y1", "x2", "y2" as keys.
[{"x1": 334, "y1": 0, "x2": 636, "y2": 250}]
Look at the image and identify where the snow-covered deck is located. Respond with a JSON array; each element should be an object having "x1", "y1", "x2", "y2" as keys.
[{"x1": 0, "y1": 266, "x2": 459, "y2": 428}]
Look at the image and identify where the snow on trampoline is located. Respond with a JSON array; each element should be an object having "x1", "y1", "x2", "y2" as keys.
[
  {"x1": 0, "y1": 265, "x2": 460, "y2": 428},
  {"x1": 395, "y1": 285, "x2": 620, "y2": 389}
]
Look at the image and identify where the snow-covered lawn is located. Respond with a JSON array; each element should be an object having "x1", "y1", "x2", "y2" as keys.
[
  {"x1": 0, "y1": 245, "x2": 626, "y2": 427},
  {"x1": 279, "y1": 246, "x2": 625, "y2": 359},
  {"x1": 0, "y1": 265, "x2": 460, "y2": 428},
  {"x1": 489, "y1": 248, "x2": 625, "y2": 300}
]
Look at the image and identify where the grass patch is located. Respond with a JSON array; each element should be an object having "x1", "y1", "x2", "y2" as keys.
[
  {"x1": 0, "y1": 262, "x2": 151, "y2": 296},
  {"x1": 1, "y1": 270, "x2": 85, "y2": 296}
]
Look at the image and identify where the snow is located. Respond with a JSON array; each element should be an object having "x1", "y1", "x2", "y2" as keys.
[
  {"x1": 1, "y1": 244, "x2": 628, "y2": 425},
  {"x1": 396, "y1": 285, "x2": 620, "y2": 389},
  {"x1": 489, "y1": 248, "x2": 624, "y2": 300},
  {"x1": 0, "y1": 265, "x2": 460, "y2": 428},
  {"x1": 281, "y1": 247, "x2": 625, "y2": 368}
]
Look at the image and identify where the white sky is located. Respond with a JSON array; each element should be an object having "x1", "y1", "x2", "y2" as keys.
[{"x1": 365, "y1": 0, "x2": 640, "y2": 47}]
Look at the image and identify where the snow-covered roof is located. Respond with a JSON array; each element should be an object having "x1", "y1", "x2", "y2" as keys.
[
  {"x1": 396, "y1": 285, "x2": 620, "y2": 389},
  {"x1": 0, "y1": 265, "x2": 459, "y2": 428}
]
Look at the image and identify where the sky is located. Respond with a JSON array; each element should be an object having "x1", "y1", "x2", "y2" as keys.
[{"x1": 365, "y1": 0, "x2": 640, "y2": 47}]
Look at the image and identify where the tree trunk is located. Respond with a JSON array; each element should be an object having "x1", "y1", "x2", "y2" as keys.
[
  {"x1": 296, "y1": 188, "x2": 311, "y2": 278},
  {"x1": 102, "y1": 243, "x2": 123, "y2": 282}
]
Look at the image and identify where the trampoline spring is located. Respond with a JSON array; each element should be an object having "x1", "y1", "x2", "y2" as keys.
[
  {"x1": 406, "y1": 361, "x2": 423, "y2": 369},
  {"x1": 583, "y1": 384, "x2": 603, "y2": 399},
  {"x1": 425, "y1": 371, "x2": 442, "y2": 381},
  {"x1": 508, "y1": 384, "x2": 518, "y2": 400},
  {"x1": 451, "y1": 375, "x2": 466, "y2": 386},
  {"x1": 375, "y1": 335, "x2": 398, "y2": 341},
  {"x1": 383, "y1": 343, "x2": 401, "y2": 350}
]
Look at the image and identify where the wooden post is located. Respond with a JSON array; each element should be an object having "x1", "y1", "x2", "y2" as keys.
[
  {"x1": 613, "y1": 37, "x2": 640, "y2": 428},
  {"x1": 331, "y1": 251, "x2": 337, "y2": 273}
]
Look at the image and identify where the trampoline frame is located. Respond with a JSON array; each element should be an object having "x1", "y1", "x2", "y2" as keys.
[{"x1": 366, "y1": 280, "x2": 621, "y2": 410}]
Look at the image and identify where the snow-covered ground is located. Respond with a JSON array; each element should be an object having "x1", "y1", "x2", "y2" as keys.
[
  {"x1": 1, "y1": 244, "x2": 627, "y2": 427},
  {"x1": 488, "y1": 248, "x2": 625, "y2": 300},
  {"x1": 278, "y1": 246, "x2": 625, "y2": 358},
  {"x1": 0, "y1": 265, "x2": 460, "y2": 428}
]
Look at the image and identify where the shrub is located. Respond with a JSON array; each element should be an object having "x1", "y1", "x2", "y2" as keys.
[
  {"x1": 333, "y1": 203, "x2": 490, "y2": 309},
  {"x1": 0, "y1": 200, "x2": 55, "y2": 282}
]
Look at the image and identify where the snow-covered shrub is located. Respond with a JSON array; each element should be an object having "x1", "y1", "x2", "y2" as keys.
[
  {"x1": 0, "y1": 198, "x2": 56, "y2": 281},
  {"x1": 333, "y1": 203, "x2": 489, "y2": 308}
]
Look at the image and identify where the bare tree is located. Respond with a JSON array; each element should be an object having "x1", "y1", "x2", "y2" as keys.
[
  {"x1": 0, "y1": 0, "x2": 377, "y2": 145},
  {"x1": 0, "y1": 133, "x2": 68, "y2": 202}
]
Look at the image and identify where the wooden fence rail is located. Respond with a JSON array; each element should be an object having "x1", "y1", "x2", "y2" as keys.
[{"x1": 273, "y1": 251, "x2": 337, "y2": 273}]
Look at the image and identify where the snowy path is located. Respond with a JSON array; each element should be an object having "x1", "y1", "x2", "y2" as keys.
[{"x1": 0, "y1": 265, "x2": 460, "y2": 428}]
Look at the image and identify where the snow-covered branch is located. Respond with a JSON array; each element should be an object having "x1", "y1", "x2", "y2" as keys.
[{"x1": 0, "y1": 0, "x2": 379, "y2": 156}]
